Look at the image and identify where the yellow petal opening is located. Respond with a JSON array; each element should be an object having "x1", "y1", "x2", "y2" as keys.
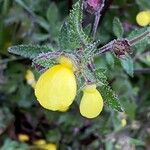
[
  {"x1": 58, "y1": 56, "x2": 77, "y2": 71},
  {"x1": 83, "y1": 84, "x2": 97, "y2": 93}
]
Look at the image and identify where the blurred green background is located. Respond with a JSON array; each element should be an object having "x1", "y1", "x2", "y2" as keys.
[{"x1": 0, "y1": 0, "x2": 150, "y2": 149}]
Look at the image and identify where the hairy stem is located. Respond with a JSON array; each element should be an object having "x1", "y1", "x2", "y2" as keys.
[
  {"x1": 91, "y1": 0, "x2": 105, "y2": 39},
  {"x1": 94, "y1": 40, "x2": 115, "y2": 56},
  {"x1": 94, "y1": 29, "x2": 150, "y2": 56},
  {"x1": 92, "y1": 10, "x2": 101, "y2": 39}
]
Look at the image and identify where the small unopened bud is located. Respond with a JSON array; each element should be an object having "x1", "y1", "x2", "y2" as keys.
[
  {"x1": 113, "y1": 39, "x2": 132, "y2": 58},
  {"x1": 84, "y1": 0, "x2": 105, "y2": 14}
]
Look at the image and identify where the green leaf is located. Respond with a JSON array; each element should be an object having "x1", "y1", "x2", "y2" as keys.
[
  {"x1": 128, "y1": 27, "x2": 150, "y2": 52},
  {"x1": 113, "y1": 17, "x2": 124, "y2": 38},
  {"x1": 139, "y1": 52, "x2": 150, "y2": 66},
  {"x1": 136, "y1": 0, "x2": 150, "y2": 9},
  {"x1": 0, "y1": 107, "x2": 14, "y2": 134},
  {"x1": 105, "y1": 141, "x2": 113, "y2": 150},
  {"x1": 15, "y1": 0, "x2": 31, "y2": 13},
  {"x1": 100, "y1": 85, "x2": 123, "y2": 112},
  {"x1": 95, "y1": 69, "x2": 123, "y2": 112},
  {"x1": 106, "y1": 52, "x2": 114, "y2": 67},
  {"x1": 33, "y1": 51, "x2": 61, "y2": 68},
  {"x1": 46, "y1": 129, "x2": 61, "y2": 142},
  {"x1": 36, "y1": 16, "x2": 50, "y2": 31},
  {"x1": 0, "y1": 138, "x2": 29, "y2": 150},
  {"x1": 31, "y1": 33, "x2": 50, "y2": 42},
  {"x1": 121, "y1": 97, "x2": 137, "y2": 120},
  {"x1": 8, "y1": 45, "x2": 51, "y2": 59},
  {"x1": 59, "y1": 1, "x2": 89, "y2": 51},
  {"x1": 15, "y1": 0, "x2": 50, "y2": 31},
  {"x1": 46, "y1": 3, "x2": 59, "y2": 25},
  {"x1": 2, "y1": 0, "x2": 10, "y2": 15},
  {"x1": 120, "y1": 54, "x2": 134, "y2": 77},
  {"x1": 129, "y1": 138, "x2": 145, "y2": 146}
]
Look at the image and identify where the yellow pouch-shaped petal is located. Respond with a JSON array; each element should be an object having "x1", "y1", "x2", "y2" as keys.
[
  {"x1": 35, "y1": 64, "x2": 77, "y2": 111},
  {"x1": 80, "y1": 85, "x2": 103, "y2": 118}
]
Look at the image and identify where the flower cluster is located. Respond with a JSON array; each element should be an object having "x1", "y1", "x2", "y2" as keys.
[
  {"x1": 35, "y1": 56, "x2": 104, "y2": 118},
  {"x1": 136, "y1": 10, "x2": 150, "y2": 26},
  {"x1": 33, "y1": 139, "x2": 57, "y2": 150},
  {"x1": 18, "y1": 134, "x2": 57, "y2": 150}
]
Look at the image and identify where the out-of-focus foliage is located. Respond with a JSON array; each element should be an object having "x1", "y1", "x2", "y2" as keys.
[
  {"x1": 1, "y1": 138, "x2": 29, "y2": 150},
  {"x1": 0, "y1": 0, "x2": 150, "y2": 150}
]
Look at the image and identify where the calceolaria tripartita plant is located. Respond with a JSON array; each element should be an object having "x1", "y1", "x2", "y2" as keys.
[{"x1": 8, "y1": 0, "x2": 150, "y2": 119}]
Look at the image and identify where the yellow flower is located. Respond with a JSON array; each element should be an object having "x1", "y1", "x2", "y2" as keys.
[
  {"x1": 33, "y1": 139, "x2": 46, "y2": 145},
  {"x1": 40, "y1": 143, "x2": 57, "y2": 150},
  {"x1": 33, "y1": 140, "x2": 57, "y2": 150},
  {"x1": 136, "y1": 10, "x2": 150, "y2": 26},
  {"x1": 35, "y1": 56, "x2": 77, "y2": 111},
  {"x1": 18, "y1": 134, "x2": 29, "y2": 142},
  {"x1": 25, "y1": 70, "x2": 36, "y2": 88},
  {"x1": 146, "y1": 54, "x2": 150, "y2": 62},
  {"x1": 121, "y1": 118, "x2": 127, "y2": 127},
  {"x1": 79, "y1": 84, "x2": 103, "y2": 118}
]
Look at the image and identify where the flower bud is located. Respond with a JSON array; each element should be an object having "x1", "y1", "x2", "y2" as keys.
[
  {"x1": 18, "y1": 134, "x2": 29, "y2": 142},
  {"x1": 84, "y1": 0, "x2": 104, "y2": 14},
  {"x1": 79, "y1": 84, "x2": 103, "y2": 118},
  {"x1": 25, "y1": 70, "x2": 36, "y2": 88}
]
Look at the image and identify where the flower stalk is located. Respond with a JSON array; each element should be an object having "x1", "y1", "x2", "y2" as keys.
[{"x1": 94, "y1": 30, "x2": 150, "y2": 57}]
